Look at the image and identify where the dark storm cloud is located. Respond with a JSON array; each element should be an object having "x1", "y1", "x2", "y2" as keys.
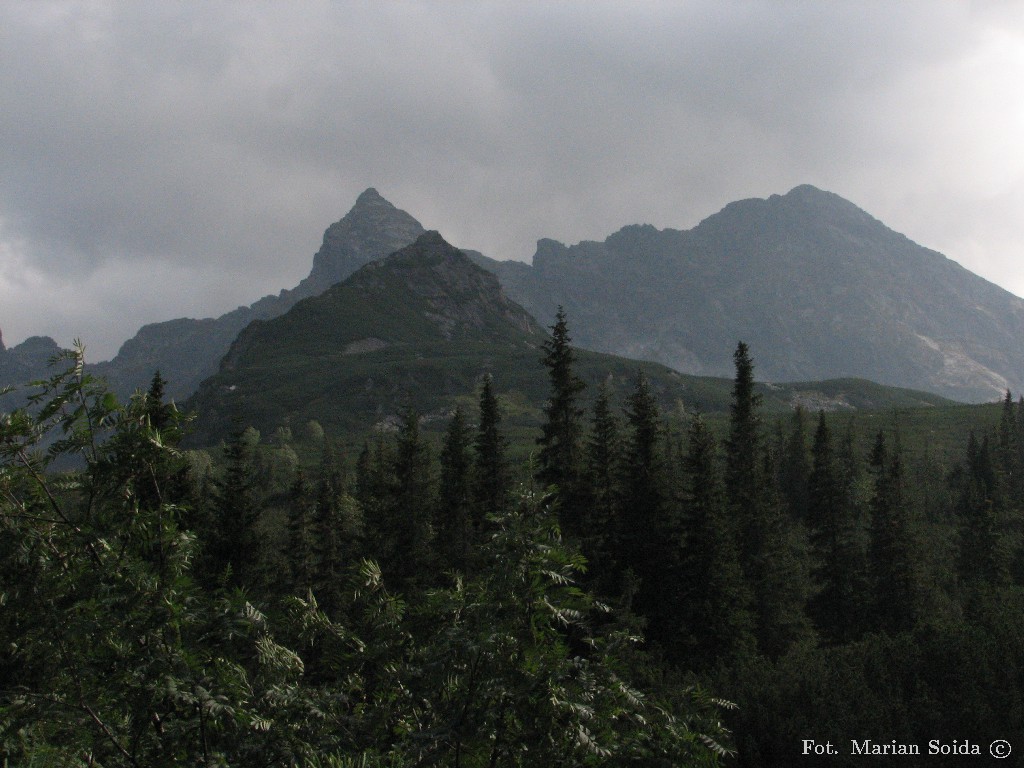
[{"x1": 1, "y1": 1, "x2": 1022, "y2": 358}]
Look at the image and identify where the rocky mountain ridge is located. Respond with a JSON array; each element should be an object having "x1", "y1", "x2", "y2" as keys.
[
  {"x1": 474, "y1": 185, "x2": 1024, "y2": 401},
  {"x1": 188, "y1": 228, "x2": 955, "y2": 445},
  {"x1": 3, "y1": 184, "x2": 1021, "y2": 405}
]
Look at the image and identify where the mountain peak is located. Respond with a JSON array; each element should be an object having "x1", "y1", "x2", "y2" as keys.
[
  {"x1": 298, "y1": 188, "x2": 426, "y2": 296},
  {"x1": 352, "y1": 231, "x2": 539, "y2": 340},
  {"x1": 353, "y1": 187, "x2": 389, "y2": 208},
  {"x1": 777, "y1": 184, "x2": 879, "y2": 226},
  {"x1": 213, "y1": 227, "x2": 540, "y2": 388},
  {"x1": 785, "y1": 183, "x2": 827, "y2": 198},
  {"x1": 412, "y1": 229, "x2": 448, "y2": 249}
]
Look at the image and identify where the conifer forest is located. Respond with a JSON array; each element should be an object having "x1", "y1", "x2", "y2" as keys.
[{"x1": 4, "y1": 312, "x2": 1024, "y2": 766}]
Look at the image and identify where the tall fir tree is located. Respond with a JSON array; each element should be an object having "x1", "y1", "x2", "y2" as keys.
[
  {"x1": 384, "y1": 407, "x2": 434, "y2": 589},
  {"x1": 617, "y1": 371, "x2": 678, "y2": 646},
  {"x1": 725, "y1": 341, "x2": 763, "y2": 567},
  {"x1": 1015, "y1": 394, "x2": 1024, "y2": 505},
  {"x1": 620, "y1": 371, "x2": 667, "y2": 550},
  {"x1": 286, "y1": 467, "x2": 316, "y2": 593},
  {"x1": 723, "y1": 343, "x2": 812, "y2": 657},
  {"x1": 748, "y1": 448, "x2": 816, "y2": 658},
  {"x1": 312, "y1": 439, "x2": 361, "y2": 613},
  {"x1": 436, "y1": 406, "x2": 474, "y2": 572},
  {"x1": 204, "y1": 424, "x2": 262, "y2": 588},
  {"x1": 473, "y1": 374, "x2": 510, "y2": 522},
  {"x1": 867, "y1": 431, "x2": 919, "y2": 634},
  {"x1": 536, "y1": 307, "x2": 587, "y2": 535},
  {"x1": 679, "y1": 415, "x2": 756, "y2": 668},
  {"x1": 133, "y1": 370, "x2": 190, "y2": 518},
  {"x1": 998, "y1": 391, "x2": 1018, "y2": 479},
  {"x1": 807, "y1": 411, "x2": 867, "y2": 644},
  {"x1": 956, "y1": 431, "x2": 1009, "y2": 589},
  {"x1": 584, "y1": 380, "x2": 622, "y2": 580},
  {"x1": 778, "y1": 406, "x2": 812, "y2": 523},
  {"x1": 144, "y1": 369, "x2": 174, "y2": 433}
]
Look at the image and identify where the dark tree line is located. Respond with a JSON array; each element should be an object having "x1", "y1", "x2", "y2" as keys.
[
  {"x1": 6, "y1": 312, "x2": 1024, "y2": 766},
  {"x1": 0, "y1": 343, "x2": 731, "y2": 766},
  {"x1": 525, "y1": 314, "x2": 1024, "y2": 766}
]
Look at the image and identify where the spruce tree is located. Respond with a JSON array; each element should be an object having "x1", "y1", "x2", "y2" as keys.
[
  {"x1": 679, "y1": 415, "x2": 755, "y2": 667},
  {"x1": 617, "y1": 371, "x2": 677, "y2": 645},
  {"x1": 473, "y1": 374, "x2": 509, "y2": 522},
  {"x1": 867, "y1": 431, "x2": 919, "y2": 634},
  {"x1": 998, "y1": 391, "x2": 1018, "y2": 479},
  {"x1": 385, "y1": 407, "x2": 434, "y2": 589},
  {"x1": 725, "y1": 341, "x2": 763, "y2": 565},
  {"x1": 205, "y1": 424, "x2": 262, "y2": 588},
  {"x1": 584, "y1": 380, "x2": 621, "y2": 579},
  {"x1": 778, "y1": 406, "x2": 812, "y2": 522},
  {"x1": 135, "y1": 370, "x2": 189, "y2": 516},
  {"x1": 621, "y1": 371, "x2": 666, "y2": 543},
  {"x1": 617, "y1": 371, "x2": 669, "y2": 559},
  {"x1": 286, "y1": 467, "x2": 315, "y2": 593},
  {"x1": 144, "y1": 369, "x2": 174, "y2": 432},
  {"x1": 748, "y1": 448, "x2": 816, "y2": 658},
  {"x1": 436, "y1": 406, "x2": 473, "y2": 571},
  {"x1": 312, "y1": 439, "x2": 361, "y2": 613},
  {"x1": 807, "y1": 411, "x2": 867, "y2": 643},
  {"x1": 1016, "y1": 395, "x2": 1024, "y2": 506},
  {"x1": 723, "y1": 343, "x2": 812, "y2": 657},
  {"x1": 536, "y1": 307, "x2": 586, "y2": 534},
  {"x1": 956, "y1": 431, "x2": 1009, "y2": 589}
]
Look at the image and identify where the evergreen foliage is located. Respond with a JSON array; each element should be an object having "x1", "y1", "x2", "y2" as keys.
[
  {"x1": 679, "y1": 415, "x2": 755, "y2": 667},
  {"x1": 806, "y1": 412, "x2": 868, "y2": 644},
  {"x1": 867, "y1": 431, "x2": 920, "y2": 634},
  {"x1": 436, "y1": 406, "x2": 474, "y2": 572},
  {"x1": 536, "y1": 307, "x2": 587, "y2": 535},
  {"x1": 778, "y1": 407, "x2": 812, "y2": 522},
  {"x1": 205, "y1": 422, "x2": 262, "y2": 587},
  {"x1": 8, "y1": 328, "x2": 1024, "y2": 766},
  {"x1": 616, "y1": 372, "x2": 678, "y2": 648},
  {"x1": 0, "y1": 345, "x2": 734, "y2": 766},
  {"x1": 381, "y1": 407, "x2": 433, "y2": 589},
  {"x1": 582, "y1": 381, "x2": 621, "y2": 580},
  {"x1": 472, "y1": 374, "x2": 509, "y2": 523}
]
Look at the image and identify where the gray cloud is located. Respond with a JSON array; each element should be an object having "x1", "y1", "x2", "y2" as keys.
[{"x1": 2, "y1": 1, "x2": 1023, "y2": 359}]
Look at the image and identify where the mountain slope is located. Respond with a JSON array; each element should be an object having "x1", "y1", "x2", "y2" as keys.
[
  {"x1": 0, "y1": 334, "x2": 64, "y2": 410},
  {"x1": 187, "y1": 231, "x2": 545, "y2": 442},
  {"x1": 475, "y1": 185, "x2": 1024, "y2": 402},
  {"x1": 8, "y1": 184, "x2": 1018, "y2": 407},
  {"x1": 186, "y1": 231, "x2": 954, "y2": 447},
  {"x1": 91, "y1": 188, "x2": 426, "y2": 400}
]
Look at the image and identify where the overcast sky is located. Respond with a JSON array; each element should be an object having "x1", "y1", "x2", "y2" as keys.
[{"x1": 2, "y1": 1, "x2": 1024, "y2": 360}]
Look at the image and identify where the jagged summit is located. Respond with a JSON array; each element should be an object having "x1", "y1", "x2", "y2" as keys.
[
  {"x1": 354, "y1": 187, "x2": 387, "y2": 205},
  {"x1": 299, "y1": 189, "x2": 426, "y2": 295},
  {"x1": 92, "y1": 188, "x2": 427, "y2": 399}
]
